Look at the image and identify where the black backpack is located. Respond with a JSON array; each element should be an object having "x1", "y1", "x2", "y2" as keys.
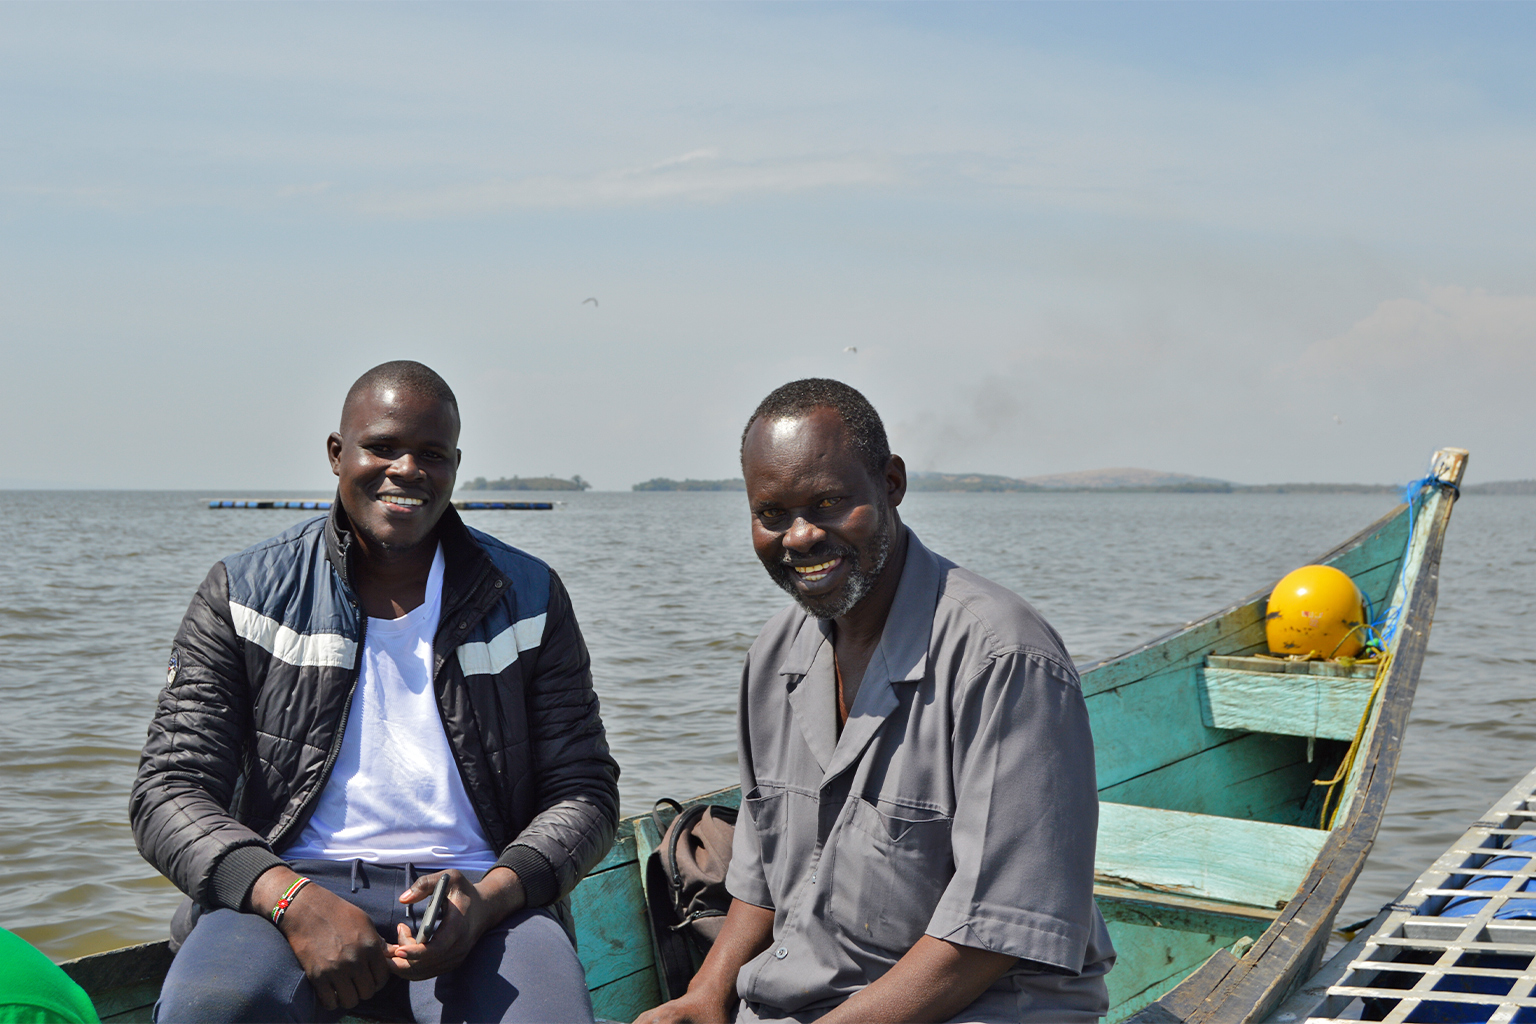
[{"x1": 644, "y1": 798, "x2": 739, "y2": 1001}]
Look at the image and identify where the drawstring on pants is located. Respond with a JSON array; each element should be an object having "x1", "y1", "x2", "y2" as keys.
[{"x1": 346, "y1": 859, "x2": 423, "y2": 926}]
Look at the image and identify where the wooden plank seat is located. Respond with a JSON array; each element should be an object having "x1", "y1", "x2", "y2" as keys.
[
  {"x1": 1097, "y1": 802, "x2": 1331, "y2": 911},
  {"x1": 1196, "y1": 656, "x2": 1377, "y2": 742}
]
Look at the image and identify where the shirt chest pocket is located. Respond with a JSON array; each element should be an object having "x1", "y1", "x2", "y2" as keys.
[
  {"x1": 830, "y1": 798, "x2": 953, "y2": 954},
  {"x1": 744, "y1": 785, "x2": 804, "y2": 897}
]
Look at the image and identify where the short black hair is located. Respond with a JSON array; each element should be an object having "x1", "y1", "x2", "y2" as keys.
[
  {"x1": 741, "y1": 378, "x2": 891, "y2": 478},
  {"x1": 343, "y1": 361, "x2": 458, "y2": 425}
]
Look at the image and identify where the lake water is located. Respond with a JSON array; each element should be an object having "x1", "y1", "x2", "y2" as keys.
[{"x1": 1, "y1": 488, "x2": 1532, "y2": 962}]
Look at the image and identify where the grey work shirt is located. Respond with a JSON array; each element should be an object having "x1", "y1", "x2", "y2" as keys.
[{"x1": 726, "y1": 529, "x2": 1115, "y2": 1023}]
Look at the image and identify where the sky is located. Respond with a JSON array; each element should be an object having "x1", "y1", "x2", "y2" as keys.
[{"x1": 3, "y1": 2, "x2": 1534, "y2": 490}]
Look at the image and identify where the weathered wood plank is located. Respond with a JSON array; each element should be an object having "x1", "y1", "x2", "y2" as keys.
[
  {"x1": 1082, "y1": 605, "x2": 1267, "y2": 698},
  {"x1": 84, "y1": 983, "x2": 158, "y2": 1021},
  {"x1": 1089, "y1": 667, "x2": 1242, "y2": 791},
  {"x1": 1205, "y1": 656, "x2": 1376, "y2": 679},
  {"x1": 632, "y1": 812, "x2": 670, "y2": 1001},
  {"x1": 1095, "y1": 885, "x2": 1279, "y2": 924},
  {"x1": 1105, "y1": 926, "x2": 1260, "y2": 1024},
  {"x1": 59, "y1": 940, "x2": 173, "y2": 995},
  {"x1": 100, "y1": 1002, "x2": 155, "y2": 1024},
  {"x1": 1098, "y1": 732, "x2": 1334, "y2": 826},
  {"x1": 572, "y1": 856, "x2": 655, "y2": 991},
  {"x1": 1344, "y1": 560, "x2": 1401, "y2": 614},
  {"x1": 1097, "y1": 803, "x2": 1328, "y2": 909},
  {"x1": 590, "y1": 965, "x2": 662, "y2": 1023},
  {"x1": 1150, "y1": 947, "x2": 1242, "y2": 1020},
  {"x1": 1197, "y1": 668, "x2": 1375, "y2": 741}
]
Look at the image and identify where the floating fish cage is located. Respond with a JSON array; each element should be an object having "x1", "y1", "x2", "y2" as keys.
[
  {"x1": 207, "y1": 499, "x2": 554, "y2": 511},
  {"x1": 1269, "y1": 763, "x2": 1536, "y2": 1023}
]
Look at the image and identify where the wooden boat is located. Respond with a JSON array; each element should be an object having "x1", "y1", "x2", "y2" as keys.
[{"x1": 60, "y1": 448, "x2": 1468, "y2": 1023}]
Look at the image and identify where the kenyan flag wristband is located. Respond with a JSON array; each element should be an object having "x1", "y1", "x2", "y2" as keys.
[{"x1": 270, "y1": 876, "x2": 313, "y2": 927}]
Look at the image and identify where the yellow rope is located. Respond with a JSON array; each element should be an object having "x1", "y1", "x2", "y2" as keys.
[{"x1": 1313, "y1": 649, "x2": 1392, "y2": 830}]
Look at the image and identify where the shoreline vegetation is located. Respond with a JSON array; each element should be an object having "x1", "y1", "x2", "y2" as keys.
[
  {"x1": 463, "y1": 475, "x2": 591, "y2": 492},
  {"x1": 633, "y1": 477, "x2": 746, "y2": 491},
  {"x1": 628, "y1": 470, "x2": 1536, "y2": 495}
]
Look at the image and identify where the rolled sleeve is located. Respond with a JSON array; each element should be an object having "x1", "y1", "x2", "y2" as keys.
[
  {"x1": 725, "y1": 792, "x2": 775, "y2": 909},
  {"x1": 925, "y1": 650, "x2": 1100, "y2": 972},
  {"x1": 726, "y1": 653, "x2": 775, "y2": 909}
]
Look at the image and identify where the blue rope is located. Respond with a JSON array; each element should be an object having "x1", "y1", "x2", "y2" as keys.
[{"x1": 1368, "y1": 472, "x2": 1455, "y2": 650}]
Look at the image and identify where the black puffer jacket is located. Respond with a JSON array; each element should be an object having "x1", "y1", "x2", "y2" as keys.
[{"x1": 130, "y1": 503, "x2": 620, "y2": 917}]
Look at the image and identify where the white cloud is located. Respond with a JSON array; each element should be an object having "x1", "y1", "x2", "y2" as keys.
[
  {"x1": 1301, "y1": 286, "x2": 1536, "y2": 373},
  {"x1": 352, "y1": 150, "x2": 899, "y2": 216}
]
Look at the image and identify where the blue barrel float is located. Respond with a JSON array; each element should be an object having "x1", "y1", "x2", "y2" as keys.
[{"x1": 208, "y1": 499, "x2": 551, "y2": 511}]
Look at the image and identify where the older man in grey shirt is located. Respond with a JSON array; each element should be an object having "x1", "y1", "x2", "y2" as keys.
[{"x1": 638, "y1": 378, "x2": 1114, "y2": 1024}]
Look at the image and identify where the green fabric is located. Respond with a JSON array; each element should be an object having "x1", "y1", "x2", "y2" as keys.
[{"x1": 0, "y1": 930, "x2": 99, "y2": 1024}]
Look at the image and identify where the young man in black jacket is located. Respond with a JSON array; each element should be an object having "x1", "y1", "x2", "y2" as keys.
[{"x1": 132, "y1": 361, "x2": 619, "y2": 1023}]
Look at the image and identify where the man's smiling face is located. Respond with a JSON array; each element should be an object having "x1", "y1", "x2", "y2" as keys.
[
  {"x1": 742, "y1": 406, "x2": 902, "y2": 620},
  {"x1": 327, "y1": 385, "x2": 461, "y2": 557}
]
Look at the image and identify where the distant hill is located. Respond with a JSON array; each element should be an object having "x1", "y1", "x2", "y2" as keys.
[
  {"x1": 1236, "y1": 482, "x2": 1397, "y2": 494},
  {"x1": 633, "y1": 478, "x2": 745, "y2": 492},
  {"x1": 909, "y1": 469, "x2": 1444, "y2": 495},
  {"x1": 1464, "y1": 479, "x2": 1536, "y2": 495},
  {"x1": 463, "y1": 475, "x2": 590, "y2": 492},
  {"x1": 909, "y1": 468, "x2": 1232, "y2": 492},
  {"x1": 907, "y1": 473, "x2": 1043, "y2": 493},
  {"x1": 632, "y1": 469, "x2": 1536, "y2": 496},
  {"x1": 1022, "y1": 467, "x2": 1233, "y2": 491}
]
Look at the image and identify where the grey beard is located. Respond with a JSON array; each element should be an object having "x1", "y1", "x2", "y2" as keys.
[{"x1": 768, "y1": 514, "x2": 894, "y2": 620}]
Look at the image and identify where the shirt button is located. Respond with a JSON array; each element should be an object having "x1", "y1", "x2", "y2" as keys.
[
  {"x1": 457, "y1": 621, "x2": 468, "y2": 631},
  {"x1": 811, "y1": 872, "x2": 817, "y2": 884},
  {"x1": 774, "y1": 947, "x2": 787, "y2": 959},
  {"x1": 494, "y1": 580, "x2": 504, "y2": 589}
]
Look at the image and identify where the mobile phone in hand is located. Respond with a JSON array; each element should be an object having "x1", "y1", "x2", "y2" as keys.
[{"x1": 415, "y1": 874, "x2": 451, "y2": 944}]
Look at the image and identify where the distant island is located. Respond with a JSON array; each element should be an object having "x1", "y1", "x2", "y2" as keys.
[
  {"x1": 870, "y1": 469, "x2": 1536, "y2": 496},
  {"x1": 629, "y1": 467, "x2": 1536, "y2": 495},
  {"x1": 908, "y1": 468, "x2": 1236, "y2": 493},
  {"x1": 633, "y1": 478, "x2": 745, "y2": 492},
  {"x1": 1464, "y1": 480, "x2": 1536, "y2": 495},
  {"x1": 463, "y1": 475, "x2": 591, "y2": 492}
]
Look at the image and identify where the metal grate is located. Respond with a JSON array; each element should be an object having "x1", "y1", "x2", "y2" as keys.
[{"x1": 1268, "y1": 764, "x2": 1536, "y2": 1023}]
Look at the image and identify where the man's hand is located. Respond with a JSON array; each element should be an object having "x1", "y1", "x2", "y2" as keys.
[
  {"x1": 632, "y1": 987, "x2": 735, "y2": 1024},
  {"x1": 633, "y1": 899, "x2": 776, "y2": 1024},
  {"x1": 815, "y1": 935, "x2": 1018, "y2": 1024},
  {"x1": 249, "y1": 867, "x2": 391, "y2": 1011},
  {"x1": 386, "y1": 866, "x2": 525, "y2": 981}
]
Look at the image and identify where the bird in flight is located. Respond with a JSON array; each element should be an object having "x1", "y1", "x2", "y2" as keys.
[
  {"x1": 843, "y1": 346, "x2": 857, "y2": 353},
  {"x1": 582, "y1": 297, "x2": 599, "y2": 307}
]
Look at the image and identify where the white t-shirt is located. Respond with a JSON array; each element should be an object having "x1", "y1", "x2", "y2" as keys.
[{"x1": 285, "y1": 545, "x2": 499, "y2": 872}]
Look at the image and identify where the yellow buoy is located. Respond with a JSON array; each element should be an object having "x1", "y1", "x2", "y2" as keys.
[{"x1": 1265, "y1": 564, "x2": 1366, "y2": 658}]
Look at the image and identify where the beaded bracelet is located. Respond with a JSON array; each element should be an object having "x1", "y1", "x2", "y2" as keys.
[{"x1": 270, "y1": 876, "x2": 312, "y2": 927}]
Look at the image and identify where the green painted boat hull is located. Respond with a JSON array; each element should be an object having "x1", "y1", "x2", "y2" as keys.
[{"x1": 62, "y1": 449, "x2": 1467, "y2": 1024}]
